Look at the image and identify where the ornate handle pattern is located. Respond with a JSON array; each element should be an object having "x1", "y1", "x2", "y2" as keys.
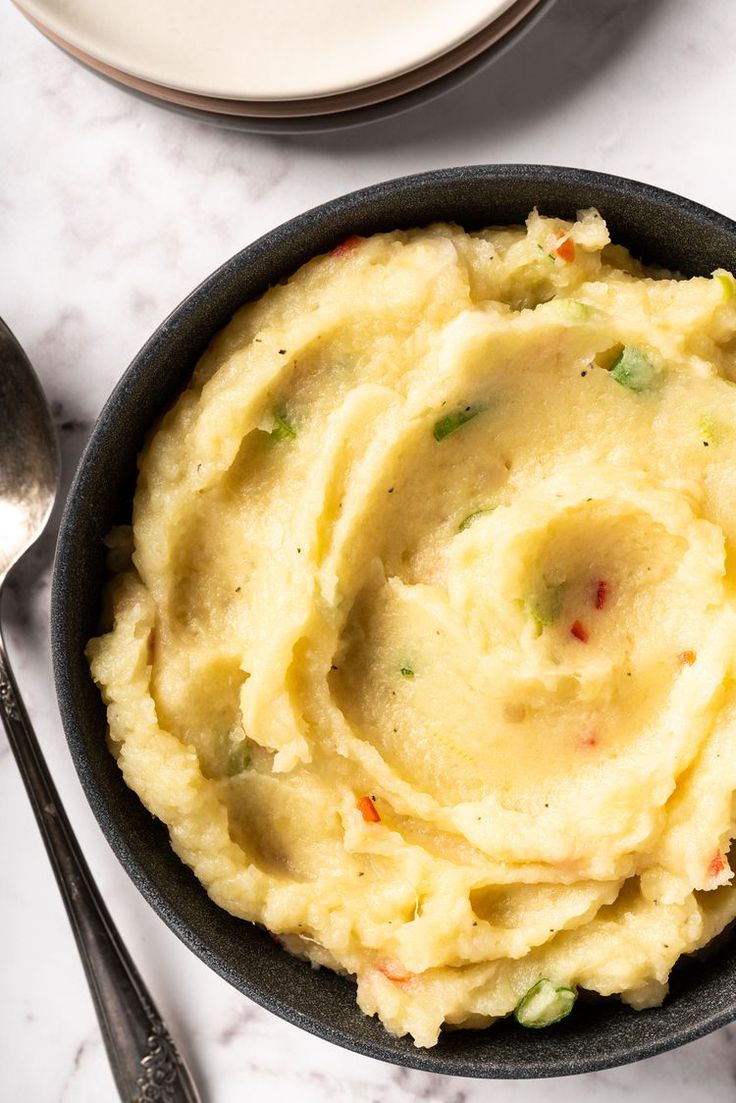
[{"x1": 0, "y1": 639, "x2": 201, "y2": 1103}]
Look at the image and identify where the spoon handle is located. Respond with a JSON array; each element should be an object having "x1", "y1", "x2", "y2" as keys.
[{"x1": 0, "y1": 637, "x2": 202, "y2": 1103}]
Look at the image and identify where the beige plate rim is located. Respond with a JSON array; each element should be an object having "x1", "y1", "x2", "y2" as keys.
[
  {"x1": 14, "y1": 0, "x2": 544, "y2": 119},
  {"x1": 14, "y1": 0, "x2": 519, "y2": 101}
]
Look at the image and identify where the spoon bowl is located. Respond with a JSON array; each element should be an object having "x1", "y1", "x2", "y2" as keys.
[
  {"x1": 0, "y1": 317, "x2": 201, "y2": 1103},
  {"x1": 0, "y1": 321, "x2": 59, "y2": 580}
]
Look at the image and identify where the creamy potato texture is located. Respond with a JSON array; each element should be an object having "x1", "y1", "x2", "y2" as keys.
[{"x1": 88, "y1": 211, "x2": 736, "y2": 1046}]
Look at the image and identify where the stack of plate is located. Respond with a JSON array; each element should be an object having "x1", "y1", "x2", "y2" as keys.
[{"x1": 14, "y1": 0, "x2": 550, "y2": 132}]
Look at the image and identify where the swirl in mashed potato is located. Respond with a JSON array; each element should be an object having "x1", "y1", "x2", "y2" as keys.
[{"x1": 88, "y1": 210, "x2": 736, "y2": 1046}]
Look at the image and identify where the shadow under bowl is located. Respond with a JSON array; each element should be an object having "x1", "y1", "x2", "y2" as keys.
[{"x1": 51, "y1": 164, "x2": 736, "y2": 1079}]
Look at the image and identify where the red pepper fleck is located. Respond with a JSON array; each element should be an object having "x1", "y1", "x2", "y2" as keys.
[
  {"x1": 555, "y1": 236, "x2": 576, "y2": 263},
  {"x1": 579, "y1": 731, "x2": 599, "y2": 748},
  {"x1": 378, "y1": 960, "x2": 413, "y2": 983},
  {"x1": 357, "y1": 795, "x2": 381, "y2": 823},
  {"x1": 332, "y1": 234, "x2": 363, "y2": 257},
  {"x1": 594, "y1": 580, "x2": 608, "y2": 610},
  {"x1": 570, "y1": 619, "x2": 589, "y2": 642},
  {"x1": 678, "y1": 650, "x2": 696, "y2": 666},
  {"x1": 708, "y1": 851, "x2": 726, "y2": 878}
]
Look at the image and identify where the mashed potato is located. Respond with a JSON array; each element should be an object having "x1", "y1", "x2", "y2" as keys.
[{"x1": 88, "y1": 210, "x2": 736, "y2": 1046}]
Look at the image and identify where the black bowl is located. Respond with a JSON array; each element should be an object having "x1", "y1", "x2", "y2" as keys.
[{"x1": 52, "y1": 165, "x2": 736, "y2": 1078}]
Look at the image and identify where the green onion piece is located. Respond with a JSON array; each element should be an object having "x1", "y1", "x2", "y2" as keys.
[
  {"x1": 400, "y1": 666, "x2": 415, "y2": 678},
  {"x1": 561, "y1": 299, "x2": 591, "y2": 321},
  {"x1": 458, "y1": 507, "x2": 496, "y2": 533},
  {"x1": 698, "y1": 414, "x2": 724, "y2": 445},
  {"x1": 716, "y1": 271, "x2": 736, "y2": 301},
  {"x1": 528, "y1": 583, "x2": 564, "y2": 628},
  {"x1": 227, "y1": 742, "x2": 251, "y2": 777},
  {"x1": 433, "y1": 403, "x2": 487, "y2": 442},
  {"x1": 514, "y1": 979, "x2": 576, "y2": 1028},
  {"x1": 609, "y1": 346, "x2": 658, "y2": 392},
  {"x1": 271, "y1": 409, "x2": 296, "y2": 440}
]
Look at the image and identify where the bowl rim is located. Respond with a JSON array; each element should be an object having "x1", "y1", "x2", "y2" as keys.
[{"x1": 51, "y1": 164, "x2": 736, "y2": 1079}]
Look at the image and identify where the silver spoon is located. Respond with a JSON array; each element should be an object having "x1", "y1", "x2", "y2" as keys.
[{"x1": 0, "y1": 318, "x2": 202, "y2": 1103}]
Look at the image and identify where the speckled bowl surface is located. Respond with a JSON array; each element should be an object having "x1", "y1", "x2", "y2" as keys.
[{"x1": 52, "y1": 165, "x2": 736, "y2": 1078}]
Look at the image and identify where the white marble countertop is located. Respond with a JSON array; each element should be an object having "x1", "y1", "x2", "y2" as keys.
[{"x1": 3, "y1": 0, "x2": 736, "y2": 1098}]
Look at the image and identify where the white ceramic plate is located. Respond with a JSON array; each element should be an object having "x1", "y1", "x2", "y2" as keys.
[
  {"x1": 18, "y1": 0, "x2": 545, "y2": 119},
  {"x1": 16, "y1": 0, "x2": 519, "y2": 101}
]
